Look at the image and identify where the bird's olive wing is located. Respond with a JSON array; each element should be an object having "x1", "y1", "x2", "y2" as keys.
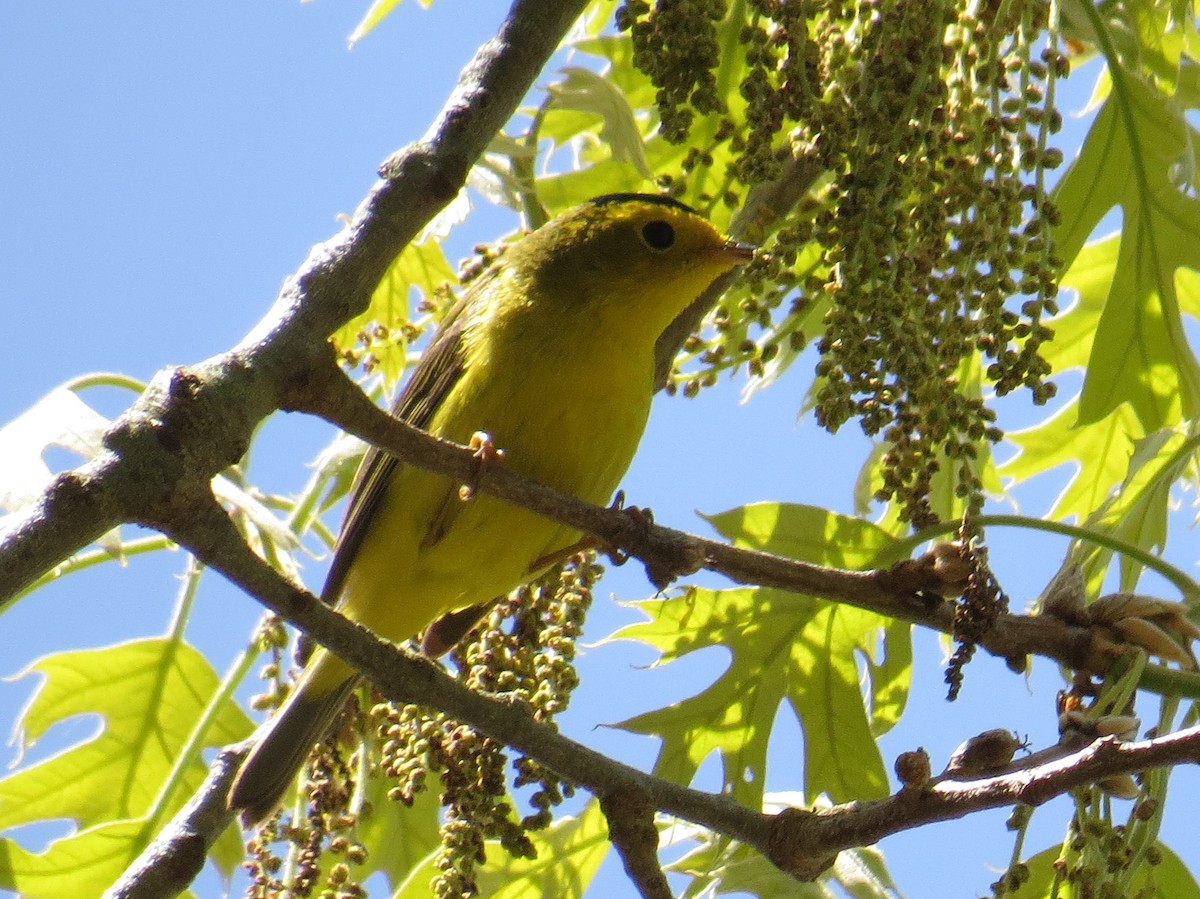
[{"x1": 320, "y1": 296, "x2": 473, "y2": 605}]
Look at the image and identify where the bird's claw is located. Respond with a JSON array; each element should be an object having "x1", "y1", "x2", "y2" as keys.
[{"x1": 459, "y1": 431, "x2": 504, "y2": 501}]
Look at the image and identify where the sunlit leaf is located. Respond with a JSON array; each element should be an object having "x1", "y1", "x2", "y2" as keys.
[
  {"x1": 0, "y1": 819, "x2": 196, "y2": 899},
  {"x1": 1002, "y1": 397, "x2": 1144, "y2": 521},
  {"x1": 0, "y1": 638, "x2": 252, "y2": 888},
  {"x1": 665, "y1": 795, "x2": 901, "y2": 898},
  {"x1": 1079, "y1": 423, "x2": 1199, "y2": 591},
  {"x1": 1010, "y1": 840, "x2": 1200, "y2": 898},
  {"x1": 0, "y1": 388, "x2": 108, "y2": 514},
  {"x1": 346, "y1": 748, "x2": 443, "y2": 889},
  {"x1": 330, "y1": 238, "x2": 457, "y2": 387},
  {"x1": 348, "y1": 0, "x2": 431, "y2": 48},
  {"x1": 546, "y1": 67, "x2": 653, "y2": 178},
  {"x1": 610, "y1": 505, "x2": 907, "y2": 808},
  {"x1": 1052, "y1": 73, "x2": 1200, "y2": 427},
  {"x1": 390, "y1": 802, "x2": 608, "y2": 898}
]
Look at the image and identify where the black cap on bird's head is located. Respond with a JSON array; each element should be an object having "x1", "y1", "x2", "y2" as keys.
[{"x1": 588, "y1": 192, "x2": 700, "y2": 216}]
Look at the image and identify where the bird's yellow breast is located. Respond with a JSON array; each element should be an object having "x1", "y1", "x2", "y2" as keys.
[{"x1": 338, "y1": 274, "x2": 652, "y2": 643}]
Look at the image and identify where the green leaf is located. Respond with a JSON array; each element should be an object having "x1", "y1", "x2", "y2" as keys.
[
  {"x1": 1079, "y1": 423, "x2": 1200, "y2": 591},
  {"x1": 1002, "y1": 398, "x2": 1144, "y2": 522},
  {"x1": 1146, "y1": 841, "x2": 1200, "y2": 896},
  {"x1": 0, "y1": 819, "x2": 194, "y2": 899},
  {"x1": 0, "y1": 639, "x2": 253, "y2": 893},
  {"x1": 1042, "y1": 235, "x2": 1117, "y2": 373},
  {"x1": 1011, "y1": 840, "x2": 1200, "y2": 898},
  {"x1": 474, "y1": 801, "x2": 608, "y2": 898},
  {"x1": 0, "y1": 388, "x2": 124, "y2": 557},
  {"x1": 348, "y1": 0, "x2": 431, "y2": 48},
  {"x1": 390, "y1": 802, "x2": 608, "y2": 898},
  {"x1": 0, "y1": 388, "x2": 108, "y2": 513},
  {"x1": 546, "y1": 67, "x2": 653, "y2": 178},
  {"x1": 348, "y1": 753, "x2": 444, "y2": 889},
  {"x1": 614, "y1": 585, "x2": 893, "y2": 808},
  {"x1": 668, "y1": 834, "x2": 835, "y2": 897},
  {"x1": 573, "y1": 34, "x2": 661, "y2": 122},
  {"x1": 1004, "y1": 398, "x2": 1197, "y2": 596},
  {"x1": 330, "y1": 238, "x2": 457, "y2": 387},
  {"x1": 535, "y1": 159, "x2": 653, "y2": 213},
  {"x1": 610, "y1": 504, "x2": 908, "y2": 808},
  {"x1": 1051, "y1": 71, "x2": 1200, "y2": 428},
  {"x1": 702, "y1": 502, "x2": 908, "y2": 570},
  {"x1": 665, "y1": 801, "x2": 902, "y2": 898}
]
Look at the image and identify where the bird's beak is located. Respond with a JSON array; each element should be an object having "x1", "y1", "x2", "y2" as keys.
[{"x1": 720, "y1": 239, "x2": 757, "y2": 262}]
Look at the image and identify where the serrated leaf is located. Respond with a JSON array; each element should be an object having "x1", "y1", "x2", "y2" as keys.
[
  {"x1": 1037, "y1": 233, "x2": 1115, "y2": 374},
  {"x1": 614, "y1": 504, "x2": 902, "y2": 806},
  {"x1": 0, "y1": 819, "x2": 193, "y2": 899},
  {"x1": 0, "y1": 638, "x2": 252, "y2": 840},
  {"x1": 0, "y1": 638, "x2": 252, "y2": 895},
  {"x1": 546, "y1": 67, "x2": 653, "y2": 178},
  {"x1": 1005, "y1": 399, "x2": 1196, "y2": 595},
  {"x1": 1051, "y1": 73, "x2": 1200, "y2": 428},
  {"x1": 0, "y1": 387, "x2": 127, "y2": 558},
  {"x1": 1080, "y1": 423, "x2": 1199, "y2": 591},
  {"x1": 702, "y1": 502, "x2": 908, "y2": 570},
  {"x1": 1010, "y1": 840, "x2": 1200, "y2": 898},
  {"x1": 609, "y1": 504, "x2": 908, "y2": 809},
  {"x1": 1002, "y1": 396, "x2": 1144, "y2": 520},
  {"x1": 712, "y1": 502, "x2": 913, "y2": 731},
  {"x1": 475, "y1": 801, "x2": 608, "y2": 898},
  {"x1": 390, "y1": 802, "x2": 608, "y2": 898},
  {"x1": 614, "y1": 585, "x2": 892, "y2": 808}
]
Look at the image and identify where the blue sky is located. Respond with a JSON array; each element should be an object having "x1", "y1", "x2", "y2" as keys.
[{"x1": 2, "y1": 4, "x2": 1196, "y2": 897}]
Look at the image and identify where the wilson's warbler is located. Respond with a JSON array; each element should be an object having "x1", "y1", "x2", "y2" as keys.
[{"x1": 228, "y1": 193, "x2": 753, "y2": 823}]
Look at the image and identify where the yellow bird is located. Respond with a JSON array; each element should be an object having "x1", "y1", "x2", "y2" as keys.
[{"x1": 228, "y1": 193, "x2": 753, "y2": 823}]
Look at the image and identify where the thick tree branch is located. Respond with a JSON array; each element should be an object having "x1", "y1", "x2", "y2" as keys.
[{"x1": 114, "y1": 488, "x2": 771, "y2": 894}]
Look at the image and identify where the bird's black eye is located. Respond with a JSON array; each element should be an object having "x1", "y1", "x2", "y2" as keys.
[{"x1": 641, "y1": 220, "x2": 675, "y2": 250}]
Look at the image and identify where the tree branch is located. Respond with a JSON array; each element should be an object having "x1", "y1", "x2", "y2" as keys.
[
  {"x1": 765, "y1": 725, "x2": 1200, "y2": 879},
  {"x1": 114, "y1": 486, "x2": 771, "y2": 894},
  {"x1": 288, "y1": 352, "x2": 1175, "y2": 690},
  {"x1": 601, "y1": 788, "x2": 674, "y2": 899}
]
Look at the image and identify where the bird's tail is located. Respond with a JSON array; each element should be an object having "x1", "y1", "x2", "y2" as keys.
[{"x1": 228, "y1": 650, "x2": 357, "y2": 827}]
